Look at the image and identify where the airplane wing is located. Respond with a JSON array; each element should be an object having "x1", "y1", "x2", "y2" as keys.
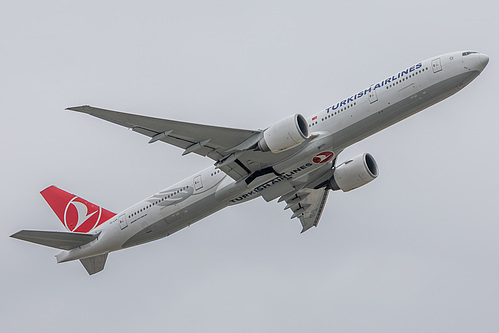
[
  {"x1": 67, "y1": 105, "x2": 268, "y2": 180},
  {"x1": 68, "y1": 105, "x2": 310, "y2": 182},
  {"x1": 67, "y1": 105, "x2": 260, "y2": 159},
  {"x1": 280, "y1": 188, "x2": 329, "y2": 233}
]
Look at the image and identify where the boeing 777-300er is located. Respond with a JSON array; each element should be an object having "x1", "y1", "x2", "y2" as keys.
[{"x1": 11, "y1": 51, "x2": 489, "y2": 275}]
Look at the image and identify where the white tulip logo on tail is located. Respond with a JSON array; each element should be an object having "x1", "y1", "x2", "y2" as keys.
[
  {"x1": 64, "y1": 197, "x2": 102, "y2": 232},
  {"x1": 40, "y1": 185, "x2": 116, "y2": 233}
]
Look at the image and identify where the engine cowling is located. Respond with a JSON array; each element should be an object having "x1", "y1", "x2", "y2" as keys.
[
  {"x1": 258, "y1": 114, "x2": 309, "y2": 153},
  {"x1": 329, "y1": 153, "x2": 379, "y2": 192}
]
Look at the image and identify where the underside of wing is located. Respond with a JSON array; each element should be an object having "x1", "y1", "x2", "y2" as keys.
[
  {"x1": 280, "y1": 188, "x2": 330, "y2": 233},
  {"x1": 67, "y1": 105, "x2": 260, "y2": 160}
]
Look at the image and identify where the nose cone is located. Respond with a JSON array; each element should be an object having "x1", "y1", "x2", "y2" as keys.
[{"x1": 479, "y1": 53, "x2": 490, "y2": 70}]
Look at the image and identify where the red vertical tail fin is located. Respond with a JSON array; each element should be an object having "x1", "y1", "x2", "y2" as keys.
[{"x1": 40, "y1": 186, "x2": 116, "y2": 233}]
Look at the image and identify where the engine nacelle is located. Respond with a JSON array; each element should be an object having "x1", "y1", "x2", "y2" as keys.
[
  {"x1": 329, "y1": 153, "x2": 379, "y2": 192},
  {"x1": 258, "y1": 114, "x2": 309, "y2": 153}
]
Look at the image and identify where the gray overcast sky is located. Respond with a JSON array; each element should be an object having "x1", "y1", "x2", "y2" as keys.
[{"x1": 2, "y1": 1, "x2": 498, "y2": 332}]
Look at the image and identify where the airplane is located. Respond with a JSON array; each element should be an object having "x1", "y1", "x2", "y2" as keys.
[{"x1": 11, "y1": 51, "x2": 489, "y2": 275}]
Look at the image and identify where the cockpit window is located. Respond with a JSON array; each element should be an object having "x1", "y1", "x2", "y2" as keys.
[{"x1": 462, "y1": 51, "x2": 478, "y2": 56}]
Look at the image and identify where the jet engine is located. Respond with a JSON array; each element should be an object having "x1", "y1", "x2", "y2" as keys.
[
  {"x1": 258, "y1": 114, "x2": 309, "y2": 153},
  {"x1": 329, "y1": 153, "x2": 379, "y2": 192}
]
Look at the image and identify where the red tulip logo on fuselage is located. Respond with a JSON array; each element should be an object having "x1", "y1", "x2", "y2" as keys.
[{"x1": 313, "y1": 151, "x2": 334, "y2": 164}]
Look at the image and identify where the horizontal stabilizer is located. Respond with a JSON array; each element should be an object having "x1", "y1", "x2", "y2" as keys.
[
  {"x1": 80, "y1": 253, "x2": 108, "y2": 275},
  {"x1": 10, "y1": 230, "x2": 99, "y2": 250}
]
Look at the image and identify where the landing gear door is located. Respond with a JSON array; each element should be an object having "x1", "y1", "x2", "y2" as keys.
[
  {"x1": 194, "y1": 175, "x2": 203, "y2": 191},
  {"x1": 119, "y1": 214, "x2": 127, "y2": 230},
  {"x1": 432, "y1": 58, "x2": 442, "y2": 73}
]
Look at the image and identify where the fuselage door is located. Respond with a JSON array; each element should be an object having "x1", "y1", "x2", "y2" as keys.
[
  {"x1": 194, "y1": 175, "x2": 203, "y2": 191},
  {"x1": 368, "y1": 86, "x2": 378, "y2": 104},
  {"x1": 119, "y1": 214, "x2": 127, "y2": 230},
  {"x1": 432, "y1": 58, "x2": 442, "y2": 73}
]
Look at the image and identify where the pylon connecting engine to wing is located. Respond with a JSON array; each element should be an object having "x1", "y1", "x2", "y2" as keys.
[
  {"x1": 329, "y1": 153, "x2": 379, "y2": 192},
  {"x1": 258, "y1": 114, "x2": 309, "y2": 153}
]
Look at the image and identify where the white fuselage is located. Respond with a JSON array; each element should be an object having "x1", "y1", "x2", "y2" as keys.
[{"x1": 56, "y1": 51, "x2": 488, "y2": 263}]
